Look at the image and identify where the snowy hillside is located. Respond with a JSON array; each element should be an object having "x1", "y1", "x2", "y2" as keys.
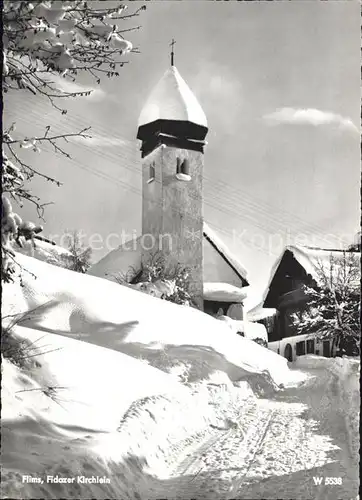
[
  {"x1": 1, "y1": 328, "x2": 205, "y2": 499},
  {"x1": 14, "y1": 237, "x2": 71, "y2": 267},
  {"x1": 1, "y1": 253, "x2": 284, "y2": 498},
  {"x1": 295, "y1": 355, "x2": 360, "y2": 458},
  {"x1": 2, "y1": 254, "x2": 358, "y2": 499},
  {"x1": 3, "y1": 253, "x2": 292, "y2": 387}
]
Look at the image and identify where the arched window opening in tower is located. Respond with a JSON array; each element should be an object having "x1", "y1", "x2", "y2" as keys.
[
  {"x1": 176, "y1": 157, "x2": 191, "y2": 182},
  {"x1": 148, "y1": 162, "x2": 155, "y2": 184}
]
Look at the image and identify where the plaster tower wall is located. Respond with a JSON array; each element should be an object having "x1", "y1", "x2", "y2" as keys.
[{"x1": 142, "y1": 145, "x2": 204, "y2": 306}]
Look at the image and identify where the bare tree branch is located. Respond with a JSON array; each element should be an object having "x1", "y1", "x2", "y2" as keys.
[{"x1": 2, "y1": 1, "x2": 144, "y2": 283}]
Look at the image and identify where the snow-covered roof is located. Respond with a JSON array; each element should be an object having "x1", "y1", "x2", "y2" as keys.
[
  {"x1": 286, "y1": 245, "x2": 359, "y2": 282},
  {"x1": 286, "y1": 246, "x2": 352, "y2": 276},
  {"x1": 203, "y1": 283, "x2": 249, "y2": 303},
  {"x1": 203, "y1": 223, "x2": 248, "y2": 283},
  {"x1": 247, "y1": 307, "x2": 277, "y2": 322},
  {"x1": 263, "y1": 245, "x2": 360, "y2": 305},
  {"x1": 87, "y1": 236, "x2": 142, "y2": 282},
  {"x1": 89, "y1": 223, "x2": 249, "y2": 287},
  {"x1": 138, "y1": 66, "x2": 207, "y2": 128}
]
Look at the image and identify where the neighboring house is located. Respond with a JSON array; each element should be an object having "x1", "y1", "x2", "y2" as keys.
[{"x1": 262, "y1": 245, "x2": 360, "y2": 361}]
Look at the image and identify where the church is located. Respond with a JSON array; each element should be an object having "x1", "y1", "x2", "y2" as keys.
[{"x1": 89, "y1": 48, "x2": 250, "y2": 320}]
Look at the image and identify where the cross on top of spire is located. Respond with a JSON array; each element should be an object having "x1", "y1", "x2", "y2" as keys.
[{"x1": 170, "y1": 38, "x2": 176, "y2": 66}]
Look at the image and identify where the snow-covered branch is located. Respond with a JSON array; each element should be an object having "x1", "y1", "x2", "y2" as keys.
[
  {"x1": 2, "y1": 1, "x2": 144, "y2": 283},
  {"x1": 292, "y1": 252, "x2": 361, "y2": 356},
  {"x1": 3, "y1": 1, "x2": 143, "y2": 105}
]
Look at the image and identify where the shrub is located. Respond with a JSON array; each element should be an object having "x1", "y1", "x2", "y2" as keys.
[
  {"x1": 114, "y1": 253, "x2": 198, "y2": 307},
  {"x1": 252, "y1": 337, "x2": 268, "y2": 348}
]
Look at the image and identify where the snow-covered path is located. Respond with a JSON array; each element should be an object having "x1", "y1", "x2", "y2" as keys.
[{"x1": 149, "y1": 366, "x2": 359, "y2": 500}]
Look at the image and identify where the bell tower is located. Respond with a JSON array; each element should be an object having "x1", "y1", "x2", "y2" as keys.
[{"x1": 137, "y1": 45, "x2": 208, "y2": 308}]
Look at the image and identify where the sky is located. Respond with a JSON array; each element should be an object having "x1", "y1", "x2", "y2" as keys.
[{"x1": 5, "y1": 1, "x2": 361, "y2": 302}]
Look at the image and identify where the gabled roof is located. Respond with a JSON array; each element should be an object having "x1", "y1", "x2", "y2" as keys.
[
  {"x1": 138, "y1": 66, "x2": 207, "y2": 129},
  {"x1": 263, "y1": 245, "x2": 360, "y2": 307},
  {"x1": 282, "y1": 245, "x2": 359, "y2": 283},
  {"x1": 88, "y1": 223, "x2": 249, "y2": 287},
  {"x1": 203, "y1": 223, "x2": 248, "y2": 285},
  {"x1": 88, "y1": 236, "x2": 142, "y2": 281}
]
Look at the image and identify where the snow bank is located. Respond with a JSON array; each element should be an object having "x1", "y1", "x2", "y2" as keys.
[
  {"x1": 2, "y1": 325, "x2": 187, "y2": 431},
  {"x1": 1, "y1": 325, "x2": 253, "y2": 499},
  {"x1": 295, "y1": 355, "x2": 360, "y2": 456},
  {"x1": 1, "y1": 254, "x2": 303, "y2": 498},
  {"x1": 3, "y1": 253, "x2": 293, "y2": 388},
  {"x1": 294, "y1": 354, "x2": 359, "y2": 375},
  {"x1": 1, "y1": 326, "x2": 188, "y2": 499}
]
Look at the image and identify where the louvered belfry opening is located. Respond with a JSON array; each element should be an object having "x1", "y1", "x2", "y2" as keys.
[
  {"x1": 176, "y1": 157, "x2": 191, "y2": 181},
  {"x1": 149, "y1": 162, "x2": 155, "y2": 181},
  {"x1": 176, "y1": 157, "x2": 190, "y2": 175}
]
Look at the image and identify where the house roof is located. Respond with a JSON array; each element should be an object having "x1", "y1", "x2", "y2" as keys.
[
  {"x1": 88, "y1": 236, "x2": 143, "y2": 282},
  {"x1": 203, "y1": 282, "x2": 249, "y2": 303},
  {"x1": 203, "y1": 223, "x2": 248, "y2": 284},
  {"x1": 284, "y1": 245, "x2": 360, "y2": 283},
  {"x1": 138, "y1": 66, "x2": 207, "y2": 129},
  {"x1": 88, "y1": 223, "x2": 249, "y2": 286},
  {"x1": 262, "y1": 244, "x2": 360, "y2": 306}
]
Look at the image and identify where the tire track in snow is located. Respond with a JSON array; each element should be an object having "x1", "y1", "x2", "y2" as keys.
[
  {"x1": 173, "y1": 397, "x2": 260, "y2": 478},
  {"x1": 150, "y1": 366, "x2": 359, "y2": 500},
  {"x1": 236, "y1": 368, "x2": 359, "y2": 500},
  {"x1": 158, "y1": 399, "x2": 275, "y2": 499},
  {"x1": 226, "y1": 406, "x2": 275, "y2": 498}
]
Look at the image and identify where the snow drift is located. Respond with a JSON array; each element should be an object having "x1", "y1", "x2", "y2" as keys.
[
  {"x1": 1, "y1": 327, "x2": 189, "y2": 499},
  {"x1": 2, "y1": 253, "x2": 299, "y2": 498},
  {"x1": 295, "y1": 355, "x2": 360, "y2": 457},
  {"x1": 3, "y1": 253, "x2": 291, "y2": 387},
  {"x1": 1, "y1": 324, "x2": 253, "y2": 499}
]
